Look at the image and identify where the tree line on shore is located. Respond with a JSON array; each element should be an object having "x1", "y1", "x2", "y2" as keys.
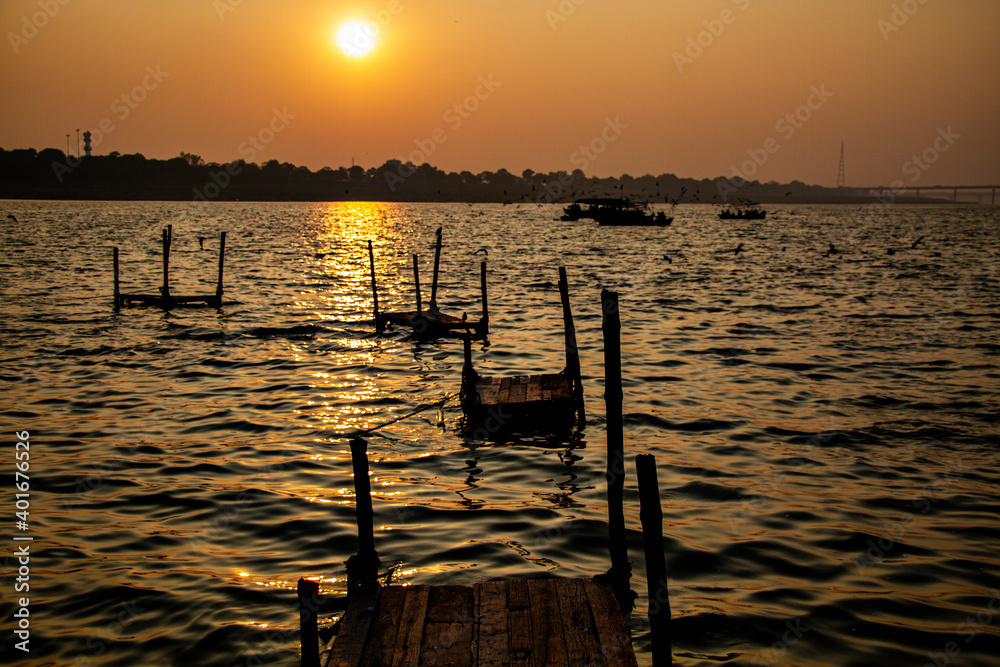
[{"x1": 0, "y1": 147, "x2": 864, "y2": 204}]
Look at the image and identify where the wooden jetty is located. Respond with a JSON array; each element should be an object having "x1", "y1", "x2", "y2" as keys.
[
  {"x1": 297, "y1": 290, "x2": 673, "y2": 667},
  {"x1": 369, "y1": 228, "x2": 489, "y2": 338},
  {"x1": 113, "y1": 225, "x2": 226, "y2": 311},
  {"x1": 317, "y1": 577, "x2": 636, "y2": 667},
  {"x1": 459, "y1": 266, "x2": 584, "y2": 431}
]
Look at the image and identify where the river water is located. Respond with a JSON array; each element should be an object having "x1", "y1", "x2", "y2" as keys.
[{"x1": 1, "y1": 200, "x2": 998, "y2": 666}]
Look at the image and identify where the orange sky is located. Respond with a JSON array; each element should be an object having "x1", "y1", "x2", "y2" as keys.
[{"x1": 2, "y1": 0, "x2": 998, "y2": 187}]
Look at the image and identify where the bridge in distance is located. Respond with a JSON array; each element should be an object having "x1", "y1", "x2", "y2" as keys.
[{"x1": 861, "y1": 185, "x2": 999, "y2": 204}]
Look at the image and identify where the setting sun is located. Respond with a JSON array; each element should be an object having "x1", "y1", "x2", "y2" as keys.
[{"x1": 335, "y1": 20, "x2": 378, "y2": 58}]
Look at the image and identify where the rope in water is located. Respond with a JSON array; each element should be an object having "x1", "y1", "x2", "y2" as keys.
[{"x1": 329, "y1": 392, "x2": 459, "y2": 440}]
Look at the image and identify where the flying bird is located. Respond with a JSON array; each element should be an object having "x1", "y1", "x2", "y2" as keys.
[
  {"x1": 473, "y1": 248, "x2": 488, "y2": 256},
  {"x1": 733, "y1": 243, "x2": 745, "y2": 256},
  {"x1": 911, "y1": 235, "x2": 925, "y2": 249},
  {"x1": 6, "y1": 214, "x2": 16, "y2": 222}
]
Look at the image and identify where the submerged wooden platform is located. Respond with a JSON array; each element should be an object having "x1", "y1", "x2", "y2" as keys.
[
  {"x1": 471, "y1": 372, "x2": 574, "y2": 414},
  {"x1": 369, "y1": 229, "x2": 489, "y2": 339},
  {"x1": 321, "y1": 578, "x2": 637, "y2": 667},
  {"x1": 460, "y1": 267, "x2": 583, "y2": 429},
  {"x1": 114, "y1": 226, "x2": 226, "y2": 311},
  {"x1": 377, "y1": 309, "x2": 482, "y2": 335}
]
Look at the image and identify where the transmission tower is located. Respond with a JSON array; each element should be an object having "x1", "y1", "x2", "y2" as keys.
[{"x1": 837, "y1": 141, "x2": 846, "y2": 188}]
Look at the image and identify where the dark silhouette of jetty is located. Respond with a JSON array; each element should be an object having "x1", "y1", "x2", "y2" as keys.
[
  {"x1": 113, "y1": 225, "x2": 226, "y2": 311},
  {"x1": 460, "y1": 267, "x2": 584, "y2": 433},
  {"x1": 297, "y1": 291, "x2": 672, "y2": 666},
  {"x1": 369, "y1": 228, "x2": 488, "y2": 338}
]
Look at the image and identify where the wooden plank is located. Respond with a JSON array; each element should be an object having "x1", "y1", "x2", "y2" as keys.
[
  {"x1": 526, "y1": 377, "x2": 542, "y2": 403},
  {"x1": 474, "y1": 582, "x2": 510, "y2": 666},
  {"x1": 421, "y1": 585, "x2": 474, "y2": 666},
  {"x1": 552, "y1": 579, "x2": 603, "y2": 666},
  {"x1": 510, "y1": 377, "x2": 527, "y2": 405},
  {"x1": 584, "y1": 579, "x2": 638, "y2": 667},
  {"x1": 500, "y1": 377, "x2": 513, "y2": 403},
  {"x1": 325, "y1": 588, "x2": 381, "y2": 667},
  {"x1": 359, "y1": 587, "x2": 406, "y2": 667},
  {"x1": 527, "y1": 579, "x2": 569, "y2": 667},
  {"x1": 391, "y1": 585, "x2": 430, "y2": 666},
  {"x1": 506, "y1": 580, "x2": 533, "y2": 667}
]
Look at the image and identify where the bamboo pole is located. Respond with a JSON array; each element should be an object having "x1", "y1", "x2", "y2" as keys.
[
  {"x1": 297, "y1": 578, "x2": 321, "y2": 667},
  {"x1": 559, "y1": 267, "x2": 584, "y2": 422},
  {"x1": 479, "y1": 260, "x2": 489, "y2": 336},
  {"x1": 429, "y1": 227, "x2": 442, "y2": 311},
  {"x1": 636, "y1": 454, "x2": 671, "y2": 666},
  {"x1": 602, "y1": 288, "x2": 631, "y2": 614},
  {"x1": 113, "y1": 247, "x2": 120, "y2": 312},
  {"x1": 346, "y1": 437, "x2": 380, "y2": 598},
  {"x1": 161, "y1": 226, "x2": 172, "y2": 300},
  {"x1": 412, "y1": 254, "x2": 422, "y2": 315},
  {"x1": 214, "y1": 231, "x2": 226, "y2": 307},
  {"x1": 368, "y1": 240, "x2": 381, "y2": 330}
]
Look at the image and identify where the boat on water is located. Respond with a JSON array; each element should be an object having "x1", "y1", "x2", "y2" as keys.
[
  {"x1": 718, "y1": 207, "x2": 767, "y2": 220},
  {"x1": 563, "y1": 198, "x2": 672, "y2": 226},
  {"x1": 560, "y1": 202, "x2": 589, "y2": 221}
]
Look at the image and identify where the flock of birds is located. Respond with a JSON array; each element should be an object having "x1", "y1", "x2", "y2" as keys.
[{"x1": 4, "y1": 211, "x2": 942, "y2": 262}]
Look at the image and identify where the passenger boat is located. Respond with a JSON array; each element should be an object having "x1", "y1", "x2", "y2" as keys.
[{"x1": 718, "y1": 207, "x2": 767, "y2": 220}]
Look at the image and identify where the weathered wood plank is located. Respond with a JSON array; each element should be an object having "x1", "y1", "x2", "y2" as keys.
[
  {"x1": 553, "y1": 578, "x2": 603, "y2": 666},
  {"x1": 506, "y1": 580, "x2": 534, "y2": 667},
  {"x1": 474, "y1": 582, "x2": 510, "y2": 666},
  {"x1": 584, "y1": 579, "x2": 638, "y2": 667},
  {"x1": 510, "y1": 377, "x2": 527, "y2": 405},
  {"x1": 422, "y1": 585, "x2": 474, "y2": 666},
  {"x1": 325, "y1": 587, "x2": 381, "y2": 667},
  {"x1": 359, "y1": 587, "x2": 406, "y2": 667},
  {"x1": 391, "y1": 585, "x2": 430, "y2": 666},
  {"x1": 527, "y1": 579, "x2": 569, "y2": 667},
  {"x1": 500, "y1": 377, "x2": 512, "y2": 403}
]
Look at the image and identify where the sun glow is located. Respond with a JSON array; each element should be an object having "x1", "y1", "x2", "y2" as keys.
[{"x1": 335, "y1": 21, "x2": 378, "y2": 58}]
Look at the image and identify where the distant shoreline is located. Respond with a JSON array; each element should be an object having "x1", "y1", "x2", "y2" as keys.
[{"x1": 0, "y1": 147, "x2": 985, "y2": 206}]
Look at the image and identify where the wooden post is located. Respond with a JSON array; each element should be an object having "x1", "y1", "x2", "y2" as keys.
[
  {"x1": 368, "y1": 241, "x2": 381, "y2": 331},
  {"x1": 214, "y1": 231, "x2": 226, "y2": 307},
  {"x1": 161, "y1": 226, "x2": 171, "y2": 300},
  {"x1": 346, "y1": 437, "x2": 380, "y2": 599},
  {"x1": 479, "y1": 260, "x2": 489, "y2": 336},
  {"x1": 602, "y1": 288, "x2": 631, "y2": 614},
  {"x1": 297, "y1": 578, "x2": 321, "y2": 667},
  {"x1": 636, "y1": 454, "x2": 671, "y2": 666},
  {"x1": 559, "y1": 267, "x2": 584, "y2": 423},
  {"x1": 429, "y1": 226, "x2": 442, "y2": 312},
  {"x1": 113, "y1": 247, "x2": 121, "y2": 312},
  {"x1": 412, "y1": 254, "x2": 422, "y2": 315},
  {"x1": 460, "y1": 334, "x2": 476, "y2": 414}
]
